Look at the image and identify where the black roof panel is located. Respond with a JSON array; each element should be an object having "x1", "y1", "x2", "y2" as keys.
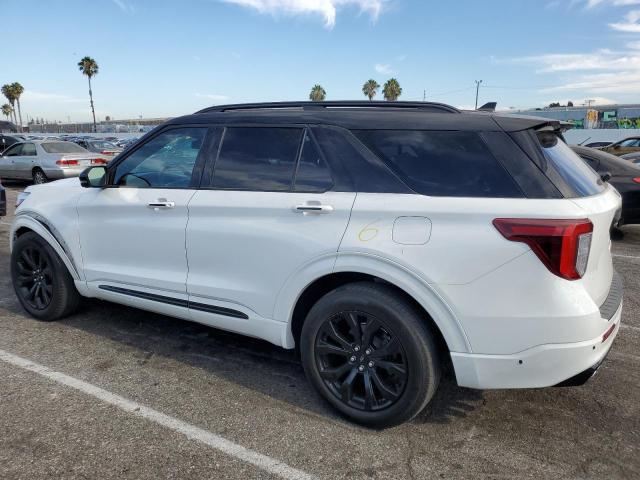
[{"x1": 167, "y1": 102, "x2": 563, "y2": 133}]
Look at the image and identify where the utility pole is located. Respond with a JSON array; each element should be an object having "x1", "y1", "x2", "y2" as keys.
[
  {"x1": 585, "y1": 99, "x2": 595, "y2": 108},
  {"x1": 475, "y1": 80, "x2": 483, "y2": 110},
  {"x1": 423, "y1": 90, "x2": 426, "y2": 102}
]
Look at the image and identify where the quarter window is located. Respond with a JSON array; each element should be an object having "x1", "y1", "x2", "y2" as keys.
[
  {"x1": 114, "y1": 127, "x2": 207, "y2": 188},
  {"x1": 212, "y1": 127, "x2": 303, "y2": 191},
  {"x1": 294, "y1": 131, "x2": 333, "y2": 192},
  {"x1": 354, "y1": 130, "x2": 523, "y2": 197}
]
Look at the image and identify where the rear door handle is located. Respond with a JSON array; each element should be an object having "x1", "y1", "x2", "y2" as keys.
[
  {"x1": 148, "y1": 201, "x2": 175, "y2": 209},
  {"x1": 294, "y1": 204, "x2": 334, "y2": 214}
]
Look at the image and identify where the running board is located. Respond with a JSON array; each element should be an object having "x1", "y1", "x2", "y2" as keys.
[{"x1": 98, "y1": 285, "x2": 249, "y2": 319}]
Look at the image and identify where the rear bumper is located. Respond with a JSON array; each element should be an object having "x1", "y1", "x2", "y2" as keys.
[
  {"x1": 44, "y1": 168, "x2": 85, "y2": 180},
  {"x1": 451, "y1": 302, "x2": 621, "y2": 389}
]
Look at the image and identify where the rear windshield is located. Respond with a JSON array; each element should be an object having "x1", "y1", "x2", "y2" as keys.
[
  {"x1": 537, "y1": 132, "x2": 604, "y2": 197},
  {"x1": 353, "y1": 130, "x2": 523, "y2": 197},
  {"x1": 41, "y1": 141, "x2": 88, "y2": 154},
  {"x1": 89, "y1": 140, "x2": 117, "y2": 149}
]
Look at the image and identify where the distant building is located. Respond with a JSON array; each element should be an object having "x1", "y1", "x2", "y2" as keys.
[
  {"x1": 513, "y1": 104, "x2": 640, "y2": 130},
  {"x1": 0, "y1": 121, "x2": 17, "y2": 133}
]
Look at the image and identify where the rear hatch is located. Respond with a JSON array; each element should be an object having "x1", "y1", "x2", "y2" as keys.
[{"x1": 535, "y1": 130, "x2": 620, "y2": 307}]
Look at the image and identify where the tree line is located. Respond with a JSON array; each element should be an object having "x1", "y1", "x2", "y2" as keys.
[{"x1": 310, "y1": 78, "x2": 402, "y2": 102}]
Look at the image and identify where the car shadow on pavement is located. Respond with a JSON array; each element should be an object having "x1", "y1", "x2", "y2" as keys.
[{"x1": 15, "y1": 296, "x2": 483, "y2": 427}]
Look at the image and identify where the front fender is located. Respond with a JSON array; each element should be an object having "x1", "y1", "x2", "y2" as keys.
[{"x1": 10, "y1": 214, "x2": 82, "y2": 282}]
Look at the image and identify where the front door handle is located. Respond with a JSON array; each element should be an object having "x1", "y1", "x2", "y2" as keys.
[
  {"x1": 294, "y1": 204, "x2": 334, "y2": 214},
  {"x1": 148, "y1": 201, "x2": 175, "y2": 209}
]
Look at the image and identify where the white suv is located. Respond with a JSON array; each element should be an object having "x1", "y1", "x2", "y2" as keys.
[{"x1": 10, "y1": 101, "x2": 623, "y2": 427}]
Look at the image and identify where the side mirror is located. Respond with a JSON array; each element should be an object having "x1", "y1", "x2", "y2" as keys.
[
  {"x1": 600, "y1": 172, "x2": 612, "y2": 183},
  {"x1": 79, "y1": 166, "x2": 107, "y2": 188}
]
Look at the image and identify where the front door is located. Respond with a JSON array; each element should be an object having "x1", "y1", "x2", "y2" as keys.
[
  {"x1": 186, "y1": 127, "x2": 356, "y2": 332},
  {"x1": 77, "y1": 126, "x2": 210, "y2": 303}
]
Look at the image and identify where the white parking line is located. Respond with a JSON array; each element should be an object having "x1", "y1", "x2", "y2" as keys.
[
  {"x1": 0, "y1": 221, "x2": 12, "y2": 226},
  {"x1": 612, "y1": 254, "x2": 640, "y2": 260},
  {"x1": 0, "y1": 348, "x2": 315, "y2": 480}
]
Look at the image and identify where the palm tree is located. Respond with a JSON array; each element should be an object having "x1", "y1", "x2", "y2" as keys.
[
  {"x1": 11, "y1": 82, "x2": 24, "y2": 131},
  {"x1": 1, "y1": 103, "x2": 13, "y2": 121},
  {"x1": 77, "y1": 56, "x2": 99, "y2": 132},
  {"x1": 309, "y1": 84, "x2": 326, "y2": 102},
  {"x1": 382, "y1": 78, "x2": 402, "y2": 101},
  {"x1": 362, "y1": 79, "x2": 380, "y2": 101},
  {"x1": 1, "y1": 84, "x2": 17, "y2": 126}
]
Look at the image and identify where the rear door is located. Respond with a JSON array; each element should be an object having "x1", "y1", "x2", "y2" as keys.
[
  {"x1": 186, "y1": 126, "x2": 356, "y2": 333},
  {"x1": 13, "y1": 142, "x2": 37, "y2": 179},
  {"x1": 0, "y1": 143, "x2": 22, "y2": 178}
]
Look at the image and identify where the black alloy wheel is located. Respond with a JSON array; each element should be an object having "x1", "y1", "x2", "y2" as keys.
[
  {"x1": 14, "y1": 246, "x2": 54, "y2": 310},
  {"x1": 301, "y1": 282, "x2": 441, "y2": 428},
  {"x1": 315, "y1": 311, "x2": 408, "y2": 412},
  {"x1": 11, "y1": 232, "x2": 80, "y2": 321}
]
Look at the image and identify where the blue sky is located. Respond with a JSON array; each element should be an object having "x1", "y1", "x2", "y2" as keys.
[{"x1": 3, "y1": 0, "x2": 640, "y2": 122}]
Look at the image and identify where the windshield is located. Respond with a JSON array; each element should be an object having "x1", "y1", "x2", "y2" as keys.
[
  {"x1": 41, "y1": 142, "x2": 88, "y2": 154},
  {"x1": 537, "y1": 132, "x2": 605, "y2": 197}
]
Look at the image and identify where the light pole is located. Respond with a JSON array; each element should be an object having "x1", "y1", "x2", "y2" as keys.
[{"x1": 475, "y1": 80, "x2": 483, "y2": 110}]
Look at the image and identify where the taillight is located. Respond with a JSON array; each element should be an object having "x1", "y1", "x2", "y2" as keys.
[
  {"x1": 56, "y1": 159, "x2": 79, "y2": 167},
  {"x1": 101, "y1": 150, "x2": 113, "y2": 155},
  {"x1": 493, "y1": 218, "x2": 593, "y2": 280},
  {"x1": 92, "y1": 158, "x2": 108, "y2": 165},
  {"x1": 633, "y1": 177, "x2": 640, "y2": 184}
]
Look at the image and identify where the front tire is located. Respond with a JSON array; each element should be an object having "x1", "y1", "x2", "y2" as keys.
[
  {"x1": 301, "y1": 282, "x2": 441, "y2": 428},
  {"x1": 11, "y1": 232, "x2": 80, "y2": 321}
]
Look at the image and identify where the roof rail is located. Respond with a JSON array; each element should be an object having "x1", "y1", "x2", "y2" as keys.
[{"x1": 195, "y1": 101, "x2": 460, "y2": 114}]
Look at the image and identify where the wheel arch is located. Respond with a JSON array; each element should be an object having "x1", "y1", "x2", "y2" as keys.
[
  {"x1": 11, "y1": 215, "x2": 81, "y2": 282},
  {"x1": 284, "y1": 256, "x2": 471, "y2": 355}
]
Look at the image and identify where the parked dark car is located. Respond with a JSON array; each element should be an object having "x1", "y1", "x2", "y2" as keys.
[
  {"x1": 0, "y1": 177, "x2": 6, "y2": 216},
  {"x1": 0, "y1": 134, "x2": 23, "y2": 153},
  {"x1": 572, "y1": 145, "x2": 640, "y2": 225},
  {"x1": 621, "y1": 151, "x2": 640, "y2": 166},
  {"x1": 599, "y1": 136, "x2": 640, "y2": 156}
]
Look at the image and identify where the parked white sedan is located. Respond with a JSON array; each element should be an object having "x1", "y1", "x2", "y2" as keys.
[{"x1": 0, "y1": 140, "x2": 108, "y2": 184}]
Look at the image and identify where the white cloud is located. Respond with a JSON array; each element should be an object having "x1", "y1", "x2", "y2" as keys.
[
  {"x1": 195, "y1": 93, "x2": 229, "y2": 101},
  {"x1": 374, "y1": 63, "x2": 393, "y2": 74},
  {"x1": 541, "y1": 71, "x2": 640, "y2": 95},
  {"x1": 499, "y1": 49, "x2": 640, "y2": 73},
  {"x1": 112, "y1": 0, "x2": 136, "y2": 14},
  {"x1": 609, "y1": 9, "x2": 640, "y2": 31},
  {"x1": 220, "y1": 0, "x2": 386, "y2": 28},
  {"x1": 586, "y1": 0, "x2": 640, "y2": 7}
]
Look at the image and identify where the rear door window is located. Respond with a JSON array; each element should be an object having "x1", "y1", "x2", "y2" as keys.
[
  {"x1": 22, "y1": 143, "x2": 37, "y2": 156},
  {"x1": 294, "y1": 131, "x2": 333, "y2": 192},
  {"x1": 537, "y1": 132, "x2": 604, "y2": 197},
  {"x1": 353, "y1": 130, "x2": 523, "y2": 197},
  {"x1": 212, "y1": 127, "x2": 303, "y2": 191}
]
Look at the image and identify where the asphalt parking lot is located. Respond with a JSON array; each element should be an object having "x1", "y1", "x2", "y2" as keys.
[{"x1": 0, "y1": 182, "x2": 639, "y2": 480}]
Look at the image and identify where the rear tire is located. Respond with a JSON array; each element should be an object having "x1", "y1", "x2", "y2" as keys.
[
  {"x1": 11, "y1": 232, "x2": 80, "y2": 321},
  {"x1": 32, "y1": 168, "x2": 48, "y2": 185},
  {"x1": 301, "y1": 282, "x2": 441, "y2": 428}
]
